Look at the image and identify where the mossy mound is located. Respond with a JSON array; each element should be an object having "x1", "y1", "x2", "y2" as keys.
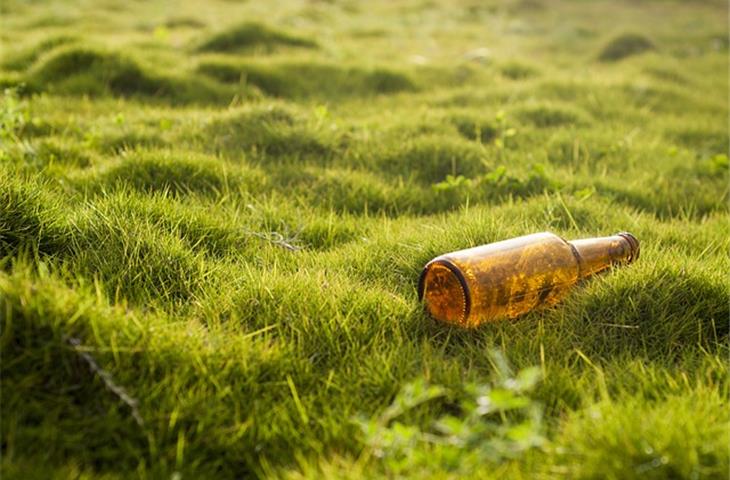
[
  {"x1": 598, "y1": 33, "x2": 655, "y2": 62},
  {"x1": 597, "y1": 162, "x2": 729, "y2": 220},
  {"x1": 205, "y1": 105, "x2": 336, "y2": 159},
  {"x1": 499, "y1": 61, "x2": 539, "y2": 80},
  {"x1": 70, "y1": 215, "x2": 213, "y2": 304},
  {"x1": 196, "y1": 22, "x2": 317, "y2": 53},
  {"x1": 98, "y1": 131, "x2": 168, "y2": 154},
  {"x1": 80, "y1": 151, "x2": 262, "y2": 197},
  {"x1": 278, "y1": 166, "x2": 421, "y2": 215},
  {"x1": 368, "y1": 135, "x2": 486, "y2": 183},
  {"x1": 26, "y1": 46, "x2": 236, "y2": 104},
  {"x1": 1, "y1": 35, "x2": 79, "y2": 71},
  {"x1": 29, "y1": 47, "x2": 172, "y2": 96},
  {"x1": 0, "y1": 174, "x2": 66, "y2": 256},
  {"x1": 26, "y1": 138, "x2": 93, "y2": 168},
  {"x1": 198, "y1": 60, "x2": 416, "y2": 99},
  {"x1": 448, "y1": 113, "x2": 498, "y2": 143},
  {"x1": 163, "y1": 16, "x2": 206, "y2": 29},
  {"x1": 514, "y1": 104, "x2": 589, "y2": 127},
  {"x1": 563, "y1": 264, "x2": 729, "y2": 357}
]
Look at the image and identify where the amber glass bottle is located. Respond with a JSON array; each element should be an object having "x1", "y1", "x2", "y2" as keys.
[{"x1": 418, "y1": 232, "x2": 639, "y2": 327}]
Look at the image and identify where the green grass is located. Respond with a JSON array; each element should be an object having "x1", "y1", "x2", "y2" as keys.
[{"x1": 1, "y1": 0, "x2": 728, "y2": 478}]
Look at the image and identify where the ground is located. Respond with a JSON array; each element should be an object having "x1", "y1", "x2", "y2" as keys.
[{"x1": 0, "y1": 0, "x2": 728, "y2": 478}]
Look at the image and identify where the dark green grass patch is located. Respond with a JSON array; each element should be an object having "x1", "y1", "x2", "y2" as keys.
[
  {"x1": 1, "y1": 34, "x2": 79, "y2": 71},
  {"x1": 97, "y1": 131, "x2": 168, "y2": 154},
  {"x1": 366, "y1": 135, "x2": 486, "y2": 183},
  {"x1": 198, "y1": 59, "x2": 416, "y2": 99},
  {"x1": 598, "y1": 33, "x2": 656, "y2": 62},
  {"x1": 0, "y1": 173, "x2": 66, "y2": 256},
  {"x1": 671, "y1": 125, "x2": 728, "y2": 155},
  {"x1": 27, "y1": 138, "x2": 93, "y2": 168},
  {"x1": 514, "y1": 103, "x2": 590, "y2": 128},
  {"x1": 196, "y1": 22, "x2": 317, "y2": 53},
  {"x1": 559, "y1": 262, "x2": 729, "y2": 359},
  {"x1": 29, "y1": 46, "x2": 173, "y2": 97},
  {"x1": 75, "y1": 150, "x2": 264, "y2": 198},
  {"x1": 204, "y1": 104, "x2": 337, "y2": 159},
  {"x1": 0, "y1": 272, "x2": 151, "y2": 472},
  {"x1": 448, "y1": 113, "x2": 498, "y2": 143},
  {"x1": 163, "y1": 16, "x2": 206, "y2": 29},
  {"x1": 499, "y1": 61, "x2": 540, "y2": 80},
  {"x1": 272, "y1": 166, "x2": 427, "y2": 215},
  {"x1": 25, "y1": 46, "x2": 240, "y2": 105}
]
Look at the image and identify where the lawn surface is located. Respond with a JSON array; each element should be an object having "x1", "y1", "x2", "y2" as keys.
[{"x1": 1, "y1": 0, "x2": 729, "y2": 478}]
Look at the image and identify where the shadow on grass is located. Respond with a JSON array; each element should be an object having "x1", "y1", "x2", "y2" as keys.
[{"x1": 417, "y1": 265, "x2": 728, "y2": 365}]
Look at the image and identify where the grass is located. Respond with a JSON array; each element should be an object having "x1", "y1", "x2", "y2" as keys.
[{"x1": 1, "y1": 0, "x2": 728, "y2": 478}]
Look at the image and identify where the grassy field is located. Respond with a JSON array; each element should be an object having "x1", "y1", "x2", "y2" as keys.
[{"x1": 1, "y1": 0, "x2": 729, "y2": 478}]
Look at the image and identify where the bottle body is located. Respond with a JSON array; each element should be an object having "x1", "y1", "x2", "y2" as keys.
[{"x1": 418, "y1": 232, "x2": 638, "y2": 327}]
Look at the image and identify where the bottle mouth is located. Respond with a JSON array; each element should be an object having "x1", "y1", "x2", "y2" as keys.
[
  {"x1": 616, "y1": 232, "x2": 640, "y2": 263},
  {"x1": 418, "y1": 259, "x2": 472, "y2": 326}
]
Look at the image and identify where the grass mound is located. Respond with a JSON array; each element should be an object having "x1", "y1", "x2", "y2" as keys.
[
  {"x1": 671, "y1": 126, "x2": 728, "y2": 154},
  {"x1": 369, "y1": 135, "x2": 486, "y2": 183},
  {"x1": 598, "y1": 161, "x2": 728, "y2": 219},
  {"x1": 514, "y1": 103, "x2": 589, "y2": 127},
  {"x1": 196, "y1": 22, "x2": 317, "y2": 53},
  {"x1": 29, "y1": 46, "x2": 172, "y2": 97},
  {"x1": 1, "y1": 35, "x2": 79, "y2": 71},
  {"x1": 552, "y1": 391, "x2": 729, "y2": 479},
  {"x1": 598, "y1": 33, "x2": 655, "y2": 62},
  {"x1": 80, "y1": 150, "x2": 259, "y2": 197},
  {"x1": 0, "y1": 174, "x2": 68, "y2": 257},
  {"x1": 163, "y1": 16, "x2": 206, "y2": 29},
  {"x1": 70, "y1": 211, "x2": 213, "y2": 304},
  {"x1": 0, "y1": 273, "x2": 150, "y2": 471},
  {"x1": 499, "y1": 61, "x2": 539, "y2": 80},
  {"x1": 205, "y1": 105, "x2": 336, "y2": 159},
  {"x1": 563, "y1": 263, "x2": 729, "y2": 358},
  {"x1": 198, "y1": 60, "x2": 416, "y2": 99},
  {"x1": 26, "y1": 46, "x2": 237, "y2": 104},
  {"x1": 279, "y1": 166, "x2": 421, "y2": 215},
  {"x1": 30, "y1": 138, "x2": 93, "y2": 168},
  {"x1": 448, "y1": 113, "x2": 498, "y2": 143}
]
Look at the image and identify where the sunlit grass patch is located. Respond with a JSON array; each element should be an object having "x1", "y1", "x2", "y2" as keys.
[{"x1": 1, "y1": 0, "x2": 728, "y2": 478}]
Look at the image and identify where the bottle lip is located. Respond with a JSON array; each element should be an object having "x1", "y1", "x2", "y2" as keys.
[
  {"x1": 418, "y1": 258, "x2": 472, "y2": 325},
  {"x1": 616, "y1": 232, "x2": 640, "y2": 263}
]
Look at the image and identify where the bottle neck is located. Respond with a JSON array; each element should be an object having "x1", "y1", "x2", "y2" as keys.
[{"x1": 569, "y1": 232, "x2": 639, "y2": 279}]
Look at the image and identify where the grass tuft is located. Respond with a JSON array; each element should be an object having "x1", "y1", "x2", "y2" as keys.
[
  {"x1": 198, "y1": 60, "x2": 416, "y2": 99},
  {"x1": 0, "y1": 173, "x2": 65, "y2": 256},
  {"x1": 196, "y1": 22, "x2": 317, "y2": 53},
  {"x1": 514, "y1": 103, "x2": 589, "y2": 128},
  {"x1": 1, "y1": 35, "x2": 79, "y2": 71},
  {"x1": 598, "y1": 33, "x2": 656, "y2": 62},
  {"x1": 28, "y1": 46, "x2": 172, "y2": 97},
  {"x1": 26, "y1": 46, "x2": 243, "y2": 104},
  {"x1": 205, "y1": 104, "x2": 336, "y2": 158},
  {"x1": 552, "y1": 391, "x2": 729, "y2": 479},
  {"x1": 76, "y1": 150, "x2": 262, "y2": 197}
]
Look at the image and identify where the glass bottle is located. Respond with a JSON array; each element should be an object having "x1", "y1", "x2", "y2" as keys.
[{"x1": 418, "y1": 232, "x2": 639, "y2": 327}]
